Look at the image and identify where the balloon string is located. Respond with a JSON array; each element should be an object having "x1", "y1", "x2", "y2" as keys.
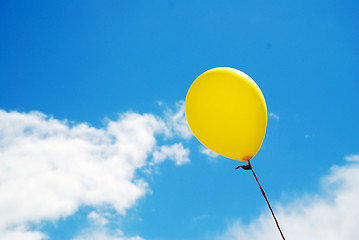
[{"x1": 236, "y1": 161, "x2": 286, "y2": 240}]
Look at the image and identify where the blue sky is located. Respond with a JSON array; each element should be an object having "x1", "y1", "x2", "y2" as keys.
[{"x1": 0, "y1": 1, "x2": 358, "y2": 240}]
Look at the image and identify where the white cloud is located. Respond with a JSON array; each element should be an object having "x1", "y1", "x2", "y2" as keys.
[
  {"x1": 153, "y1": 143, "x2": 190, "y2": 165},
  {"x1": 0, "y1": 103, "x2": 190, "y2": 239},
  {"x1": 73, "y1": 231, "x2": 143, "y2": 240},
  {"x1": 0, "y1": 226, "x2": 46, "y2": 240},
  {"x1": 88, "y1": 211, "x2": 109, "y2": 226},
  {"x1": 215, "y1": 158, "x2": 359, "y2": 240},
  {"x1": 200, "y1": 146, "x2": 219, "y2": 159},
  {"x1": 269, "y1": 112, "x2": 280, "y2": 120},
  {"x1": 72, "y1": 212, "x2": 142, "y2": 240},
  {"x1": 345, "y1": 154, "x2": 359, "y2": 162}
]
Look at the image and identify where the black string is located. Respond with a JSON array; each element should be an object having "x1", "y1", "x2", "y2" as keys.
[{"x1": 236, "y1": 161, "x2": 286, "y2": 240}]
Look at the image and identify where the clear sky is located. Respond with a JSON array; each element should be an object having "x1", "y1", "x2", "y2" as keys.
[{"x1": 0, "y1": 1, "x2": 358, "y2": 240}]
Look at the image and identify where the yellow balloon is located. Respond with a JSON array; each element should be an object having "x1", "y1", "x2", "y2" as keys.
[{"x1": 185, "y1": 67, "x2": 267, "y2": 161}]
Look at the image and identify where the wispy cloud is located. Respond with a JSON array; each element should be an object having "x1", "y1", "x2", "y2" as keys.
[
  {"x1": 269, "y1": 112, "x2": 280, "y2": 120},
  {"x1": 200, "y1": 146, "x2": 219, "y2": 159},
  {"x1": 215, "y1": 157, "x2": 359, "y2": 240},
  {"x1": 193, "y1": 214, "x2": 212, "y2": 222},
  {"x1": 87, "y1": 211, "x2": 109, "y2": 226},
  {"x1": 345, "y1": 154, "x2": 359, "y2": 162},
  {"x1": 153, "y1": 143, "x2": 190, "y2": 165},
  {"x1": 0, "y1": 102, "x2": 189, "y2": 239},
  {"x1": 73, "y1": 212, "x2": 143, "y2": 240},
  {"x1": 73, "y1": 228, "x2": 143, "y2": 240},
  {"x1": 164, "y1": 100, "x2": 193, "y2": 139}
]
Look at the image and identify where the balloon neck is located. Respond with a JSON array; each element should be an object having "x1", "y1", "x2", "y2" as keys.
[{"x1": 242, "y1": 155, "x2": 253, "y2": 161}]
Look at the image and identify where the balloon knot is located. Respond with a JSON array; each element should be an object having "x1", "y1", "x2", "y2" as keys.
[{"x1": 235, "y1": 162, "x2": 252, "y2": 170}]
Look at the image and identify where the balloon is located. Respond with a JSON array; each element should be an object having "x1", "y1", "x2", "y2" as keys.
[{"x1": 185, "y1": 67, "x2": 267, "y2": 161}]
